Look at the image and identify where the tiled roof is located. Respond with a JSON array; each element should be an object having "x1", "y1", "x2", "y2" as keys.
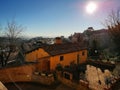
[
  {"x1": 25, "y1": 44, "x2": 47, "y2": 54},
  {"x1": 26, "y1": 43, "x2": 87, "y2": 56},
  {"x1": 42, "y1": 43, "x2": 87, "y2": 56}
]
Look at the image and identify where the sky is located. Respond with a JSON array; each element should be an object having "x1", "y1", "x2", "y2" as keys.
[{"x1": 0, "y1": 0, "x2": 120, "y2": 37}]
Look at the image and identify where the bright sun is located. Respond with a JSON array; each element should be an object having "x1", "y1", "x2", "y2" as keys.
[{"x1": 86, "y1": 1, "x2": 97, "y2": 14}]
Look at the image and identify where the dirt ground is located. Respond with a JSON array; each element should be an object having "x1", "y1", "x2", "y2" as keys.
[{"x1": 4, "y1": 82, "x2": 76, "y2": 90}]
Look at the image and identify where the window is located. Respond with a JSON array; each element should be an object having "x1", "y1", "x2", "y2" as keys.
[
  {"x1": 77, "y1": 54, "x2": 80, "y2": 64},
  {"x1": 82, "y1": 51, "x2": 85, "y2": 56},
  {"x1": 64, "y1": 73, "x2": 70, "y2": 80},
  {"x1": 60, "y1": 56, "x2": 64, "y2": 61}
]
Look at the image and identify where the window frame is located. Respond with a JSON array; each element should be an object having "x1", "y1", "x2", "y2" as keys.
[
  {"x1": 60, "y1": 56, "x2": 64, "y2": 61},
  {"x1": 82, "y1": 51, "x2": 85, "y2": 56}
]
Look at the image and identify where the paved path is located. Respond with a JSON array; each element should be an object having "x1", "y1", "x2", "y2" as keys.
[{"x1": 4, "y1": 82, "x2": 75, "y2": 90}]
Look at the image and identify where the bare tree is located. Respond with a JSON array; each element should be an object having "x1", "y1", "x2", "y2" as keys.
[
  {"x1": 105, "y1": 10, "x2": 120, "y2": 55},
  {"x1": 0, "y1": 20, "x2": 24, "y2": 67},
  {"x1": 0, "y1": 25, "x2": 5, "y2": 67}
]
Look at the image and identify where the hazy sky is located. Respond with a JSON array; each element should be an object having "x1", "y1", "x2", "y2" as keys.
[{"x1": 0, "y1": 0, "x2": 120, "y2": 37}]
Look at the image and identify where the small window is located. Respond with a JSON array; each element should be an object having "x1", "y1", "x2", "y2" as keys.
[
  {"x1": 64, "y1": 73, "x2": 70, "y2": 80},
  {"x1": 60, "y1": 56, "x2": 64, "y2": 61},
  {"x1": 82, "y1": 52, "x2": 85, "y2": 56}
]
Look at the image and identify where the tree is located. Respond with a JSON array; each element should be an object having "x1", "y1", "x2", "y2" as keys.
[
  {"x1": 105, "y1": 10, "x2": 120, "y2": 55},
  {"x1": 0, "y1": 20, "x2": 24, "y2": 67},
  {"x1": 89, "y1": 39, "x2": 100, "y2": 59}
]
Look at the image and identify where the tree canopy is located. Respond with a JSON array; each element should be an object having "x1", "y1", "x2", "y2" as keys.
[{"x1": 105, "y1": 10, "x2": 120, "y2": 55}]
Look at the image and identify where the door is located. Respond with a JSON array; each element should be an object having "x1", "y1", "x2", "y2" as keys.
[{"x1": 77, "y1": 54, "x2": 80, "y2": 64}]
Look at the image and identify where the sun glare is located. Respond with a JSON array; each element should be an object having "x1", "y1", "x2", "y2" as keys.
[{"x1": 86, "y1": 1, "x2": 97, "y2": 14}]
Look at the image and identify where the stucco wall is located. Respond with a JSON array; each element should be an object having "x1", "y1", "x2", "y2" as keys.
[
  {"x1": 36, "y1": 57, "x2": 50, "y2": 71},
  {"x1": 0, "y1": 64, "x2": 35, "y2": 83},
  {"x1": 50, "y1": 50, "x2": 87, "y2": 70},
  {"x1": 25, "y1": 48, "x2": 49, "y2": 62},
  {"x1": 78, "y1": 50, "x2": 87, "y2": 63}
]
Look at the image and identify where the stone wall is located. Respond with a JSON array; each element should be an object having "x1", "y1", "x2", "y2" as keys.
[
  {"x1": 0, "y1": 64, "x2": 55, "y2": 85},
  {"x1": 32, "y1": 72, "x2": 54, "y2": 85},
  {"x1": 56, "y1": 65, "x2": 117, "y2": 90},
  {"x1": 85, "y1": 65, "x2": 113, "y2": 90},
  {"x1": 57, "y1": 71, "x2": 74, "y2": 87},
  {"x1": 56, "y1": 71, "x2": 89, "y2": 90},
  {"x1": 0, "y1": 64, "x2": 35, "y2": 83}
]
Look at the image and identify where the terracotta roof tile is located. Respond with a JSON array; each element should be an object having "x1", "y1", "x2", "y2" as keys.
[
  {"x1": 26, "y1": 43, "x2": 87, "y2": 56},
  {"x1": 42, "y1": 43, "x2": 87, "y2": 56}
]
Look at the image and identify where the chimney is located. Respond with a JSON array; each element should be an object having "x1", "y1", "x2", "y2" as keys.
[{"x1": 54, "y1": 37, "x2": 62, "y2": 44}]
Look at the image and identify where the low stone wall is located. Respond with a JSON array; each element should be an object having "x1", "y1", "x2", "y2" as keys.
[
  {"x1": 0, "y1": 64, "x2": 35, "y2": 83},
  {"x1": 56, "y1": 71, "x2": 89, "y2": 90},
  {"x1": 56, "y1": 71, "x2": 77, "y2": 89},
  {"x1": 0, "y1": 64, "x2": 55, "y2": 85},
  {"x1": 32, "y1": 72, "x2": 54, "y2": 85}
]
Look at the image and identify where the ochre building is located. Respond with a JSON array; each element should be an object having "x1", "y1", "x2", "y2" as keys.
[{"x1": 25, "y1": 43, "x2": 87, "y2": 71}]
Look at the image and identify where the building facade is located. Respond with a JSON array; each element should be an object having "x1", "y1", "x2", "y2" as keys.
[{"x1": 25, "y1": 43, "x2": 87, "y2": 71}]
